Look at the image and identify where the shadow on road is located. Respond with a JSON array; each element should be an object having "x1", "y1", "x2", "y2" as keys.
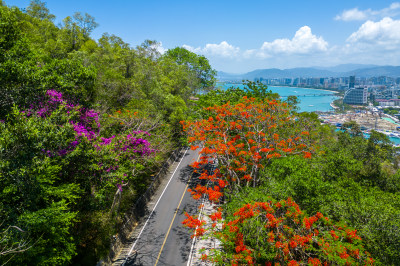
[
  {"x1": 115, "y1": 149, "x2": 204, "y2": 266},
  {"x1": 116, "y1": 227, "x2": 167, "y2": 265}
]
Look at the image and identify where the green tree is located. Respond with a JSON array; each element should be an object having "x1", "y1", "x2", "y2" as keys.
[
  {"x1": 0, "y1": 5, "x2": 97, "y2": 119},
  {"x1": 164, "y1": 47, "x2": 216, "y2": 92},
  {"x1": 260, "y1": 128, "x2": 400, "y2": 264},
  {"x1": 0, "y1": 107, "x2": 83, "y2": 265},
  {"x1": 0, "y1": 5, "x2": 37, "y2": 119},
  {"x1": 72, "y1": 12, "x2": 98, "y2": 38},
  {"x1": 341, "y1": 120, "x2": 363, "y2": 137},
  {"x1": 26, "y1": 0, "x2": 55, "y2": 21}
]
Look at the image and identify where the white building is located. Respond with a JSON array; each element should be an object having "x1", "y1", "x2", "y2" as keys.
[{"x1": 376, "y1": 99, "x2": 400, "y2": 107}]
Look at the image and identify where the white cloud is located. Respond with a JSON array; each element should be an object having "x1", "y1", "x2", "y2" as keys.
[
  {"x1": 335, "y1": 2, "x2": 400, "y2": 21},
  {"x1": 153, "y1": 41, "x2": 166, "y2": 54},
  {"x1": 347, "y1": 17, "x2": 400, "y2": 49},
  {"x1": 180, "y1": 26, "x2": 330, "y2": 72},
  {"x1": 390, "y1": 2, "x2": 400, "y2": 9},
  {"x1": 247, "y1": 26, "x2": 328, "y2": 58},
  {"x1": 181, "y1": 44, "x2": 196, "y2": 53},
  {"x1": 177, "y1": 23, "x2": 398, "y2": 72},
  {"x1": 183, "y1": 41, "x2": 240, "y2": 58},
  {"x1": 334, "y1": 8, "x2": 368, "y2": 21}
]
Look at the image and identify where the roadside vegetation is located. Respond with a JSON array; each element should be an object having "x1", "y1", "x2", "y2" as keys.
[
  {"x1": 182, "y1": 83, "x2": 400, "y2": 265},
  {"x1": 2, "y1": 1, "x2": 400, "y2": 265},
  {"x1": 0, "y1": 1, "x2": 215, "y2": 264}
]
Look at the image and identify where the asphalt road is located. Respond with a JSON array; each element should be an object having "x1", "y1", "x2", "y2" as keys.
[{"x1": 121, "y1": 147, "x2": 201, "y2": 266}]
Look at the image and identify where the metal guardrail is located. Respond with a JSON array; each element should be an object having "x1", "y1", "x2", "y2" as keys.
[
  {"x1": 105, "y1": 147, "x2": 184, "y2": 264},
  {"x1": 125, "y1": 147, "x2": 182, "y2": 221}
]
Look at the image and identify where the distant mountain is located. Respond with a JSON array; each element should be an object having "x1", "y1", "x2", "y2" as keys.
[
  {"x1": 216, "y1": 71, "x2": 243, "y2": 81},
  {"x1": 242, "y1": 68, "x2": 336, "y2": 79},
  {"x1": 217, "y1": 64, "x2": 400, "y2": 81},
  {"x1": 349, "y1": 66, "x2": 400, "y2": 77},
  {"x1": 243, "y1": 68, "x2": 285, "y2": 79},
  {"x1": 313, "y1": 64, "x2": 379, "y2": 73}
]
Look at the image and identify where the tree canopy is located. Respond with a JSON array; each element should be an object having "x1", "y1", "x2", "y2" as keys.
[
  {"x1": 0, "y1": 1, "x2": 216, "y2": 264},
  {"x1": 164, "y1": 47, "x2": 216, "y2": 92}
]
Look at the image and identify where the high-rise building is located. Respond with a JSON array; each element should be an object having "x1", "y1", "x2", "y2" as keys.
[
  {"x1": 349, "y1": 75, "x2": 355, "y2": 88},
  {"x1": 343, "y1": 87, "x2": 368, "y2": 105}
]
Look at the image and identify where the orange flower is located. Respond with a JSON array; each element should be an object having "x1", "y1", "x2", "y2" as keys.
[
  {"x1": 190, "y1": 145, "x2": 199, "y2": 150},
  {"x1": 330, "y1": 230, "x2": 339, "y2": 240},
  {"x1": 303, "y1": 152, "x2": 312, "y2": 159},
  {"x1": 289, "y1": 240, "x2": 297, "y2": 248},
  {"x1": 308, "y1": 258, "x2": 322, "y2": 266}
]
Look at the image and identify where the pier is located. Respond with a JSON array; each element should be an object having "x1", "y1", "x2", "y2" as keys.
[{"x1": 281, "y1": 93, "x2": 336, "y2": 98}]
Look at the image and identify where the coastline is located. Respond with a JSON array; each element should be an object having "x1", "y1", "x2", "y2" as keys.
[
  {"x1": 269, "y1": 85, "x2": 340, "y2": 94},
  {"x1": 218, "y1": 82, "x2": 340, "y2": 113},
  {"x1": 216, "y1": 81, "x2": 340, "y2": 94}
]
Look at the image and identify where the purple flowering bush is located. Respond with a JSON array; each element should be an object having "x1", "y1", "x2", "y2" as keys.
[
  {"x1": 0, "y1": 90, "x2": 159, "y2": 264},
  {"x1": 92, "y1": 130, "x2": 157, "y2": 195}
]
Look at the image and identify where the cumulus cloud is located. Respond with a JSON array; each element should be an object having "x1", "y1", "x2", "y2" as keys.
[
  {"x1": 153, "y1": 42, "x2": 166, "y2": 54},
  {"x1": 183, "y1": 41, "x2": 240, "y2": 58},
  {"x1": 246, "y1": 26, "x2": 328, "y2": 58},
  {"x1": 182, "y1": 26, "x2": 328, "y2": 65},
  {"x1": 334, "y1": 8, "x2": 368, "y2": 21},
  {"x1": 335, "y1": 2, "x2": 400, "y2": 21},
  {"x1": 347, "y1": 17, "x2": 400, "y2": 49}
]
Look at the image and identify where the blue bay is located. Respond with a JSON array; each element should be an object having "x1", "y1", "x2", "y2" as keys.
[
  {"x1": 219, "y1": 83, "x2": 400, "y2": 145},
  {"x1": 219, "y1": 83, "x2": 339, "y2": 113}
]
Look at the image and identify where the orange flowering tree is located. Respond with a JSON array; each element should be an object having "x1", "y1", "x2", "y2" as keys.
[
  {"x1": 181, "y1": 96, "x2": 374, "y2": 265},
  {"x1": 203, "y1": 197, "x2": 374, "y2": 265},
  {"x1": 183, "y1": 197, "x2": 375, "y2": 265},
  {"x1": 181, "y1": 96, "x2": 313, "y2": 200}
]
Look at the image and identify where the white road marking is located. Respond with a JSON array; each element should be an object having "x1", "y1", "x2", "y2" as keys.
[
  {"x1": 123, "y1": 147, "x2": 189, "y2": 265},
  {"x1": 186, "y1": 195, "x2": 206, "y2": 266}
]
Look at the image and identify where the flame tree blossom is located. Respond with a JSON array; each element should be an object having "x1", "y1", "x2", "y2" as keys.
[
  {"x1": 181, "y1": 97, "x2": 373, "y2": 265},
  {"x1": 181, "y1": 96, "x2": 314, "y2": 201},
  {"x1": 203, "y1": 197, "x2": 374, "y2": 265}
]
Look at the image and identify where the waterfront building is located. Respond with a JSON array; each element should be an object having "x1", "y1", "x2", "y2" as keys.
[
  {"x1": 376, "y1": 99, "x2": 400, "y2": 107},
  {"x1": 343, "y1": 87, "x2": 368, "y2": 105},
  {"x1": 242, "y1": 74, "x2": 399, "y2": 91}
]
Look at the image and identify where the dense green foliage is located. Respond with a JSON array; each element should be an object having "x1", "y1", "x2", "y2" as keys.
[
  {"x1": 0, "y1": 107, "x2": 81, "y2": 264},
  {"x1": 165, "y1": 47, "x2": 216, "y2": 93},
  {"x1": 383, "y1": 107, "x2": 399, "y2": 116},
  {"x1": 260, "y1": 131, "x2": 400, "y2": 264},
  {"x1": 183, "y1": 82, "x2": 400, "y2": 265},
  {"x1": 2, "y1": 0, "x2": 400, "y2": 265},
  {"x1": 0, "y1": 1, "x2": 216, "y2": 264}
]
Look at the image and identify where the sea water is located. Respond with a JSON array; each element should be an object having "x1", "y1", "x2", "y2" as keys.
[
  {"x1": 219, "y1": 83, "x2": 339, "y2": 112},
  {"x1": 219, "y1": 84, "x2": 400, "y2": 145},
  {"x1": 360, "y1": 133, "x2": 400, "y2": 145}
]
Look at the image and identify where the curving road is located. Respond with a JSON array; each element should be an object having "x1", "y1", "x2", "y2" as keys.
[{"x1": 114, "y1": 147, "x2": 201, "y2": 266}]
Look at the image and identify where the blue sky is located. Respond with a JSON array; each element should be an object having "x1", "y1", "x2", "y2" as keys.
[{"x1": 7, "y1": 0, "x2": 400, "y2": 73}]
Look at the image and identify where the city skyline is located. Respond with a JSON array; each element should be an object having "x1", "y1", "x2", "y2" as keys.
[
  {"x1": 8, "y1": 0, "x2": 400, "y2": 72},
  {"x1": 235, "y1": 75, "x2": 400, "y2": 90}
]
